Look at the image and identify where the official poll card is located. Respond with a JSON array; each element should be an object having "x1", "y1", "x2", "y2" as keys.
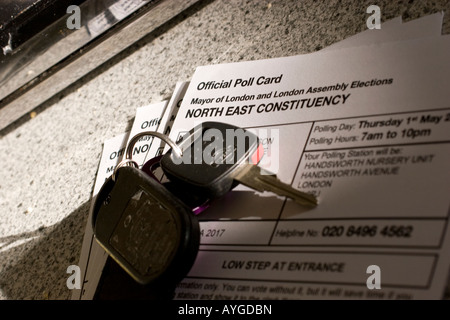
[{"x1": 168, "y1": 33, "x2": 450, "y2": 298}]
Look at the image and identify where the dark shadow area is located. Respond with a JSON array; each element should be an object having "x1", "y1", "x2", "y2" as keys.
[
  {"x1": 93, "y1": 256, "x2": 175, "y2": 300},
  {"x1": 0, "y1": 200, "x2": 90, "y2": 299},
  {"x1": 197, "y1": 190, "x2": 314, "y2": 221}
]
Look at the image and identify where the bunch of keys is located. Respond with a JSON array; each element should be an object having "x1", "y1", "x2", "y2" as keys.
[{"x1": 92, "y1": 121, "x2": 317, "y2": 289}]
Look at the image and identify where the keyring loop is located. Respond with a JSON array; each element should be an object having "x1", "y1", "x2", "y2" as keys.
[
  {"x1": 125, "y1": 131, "x2": 182, "y2": 160},
  {"x1": 112, "y1": 159, "x2": 139, "y2": 181},
  {"x1": 112, "y1": 131, "x2": 182, "y2": 181}
]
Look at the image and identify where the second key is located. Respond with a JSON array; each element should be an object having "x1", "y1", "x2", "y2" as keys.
[{"x1": 160, "y1": 122, "x2": 317, "y2": 207}]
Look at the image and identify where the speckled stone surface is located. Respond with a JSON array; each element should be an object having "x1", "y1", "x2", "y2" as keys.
[{"x1": 0, "y1": 0, "x2": 449, "y2": 300}]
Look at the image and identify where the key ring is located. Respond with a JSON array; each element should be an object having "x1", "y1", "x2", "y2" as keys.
[{"x1": 112, "y1": 131, "x2": 182, "y2": 181}]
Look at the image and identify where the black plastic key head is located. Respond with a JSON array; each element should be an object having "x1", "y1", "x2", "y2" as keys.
[
  {"x1": 161, "y1": 122, "x2": 262, "y2": 199},
  {"x1": 92, "y1": 166, "x2": 199, "y2": 285}
]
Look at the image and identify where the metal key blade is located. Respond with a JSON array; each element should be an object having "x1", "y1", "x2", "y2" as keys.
[{"x1": 233, "y1": 164, "x2": 318, "y2": 207}]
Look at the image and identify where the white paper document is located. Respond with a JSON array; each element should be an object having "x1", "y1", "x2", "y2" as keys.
[
  {"x1": 75, "y1": 14, "x2": 450, "y2": 300},
  {"x1": 167, "y1": 33, "x2": 450, "y2": 299}
]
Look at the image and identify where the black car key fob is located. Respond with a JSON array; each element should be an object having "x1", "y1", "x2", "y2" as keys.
[
  {"x1": 92, "y1": 165, "x2": 200, "y2": 286},
  {"x1": 160, "y1": 121, "x2": 261, "y2": 199}
]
